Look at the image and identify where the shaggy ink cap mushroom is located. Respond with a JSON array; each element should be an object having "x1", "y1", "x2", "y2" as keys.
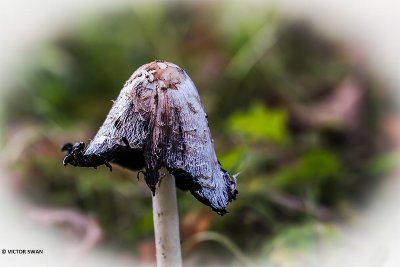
[{"x1": 62, "y1": 60, "x2": 238, "y2": 215}]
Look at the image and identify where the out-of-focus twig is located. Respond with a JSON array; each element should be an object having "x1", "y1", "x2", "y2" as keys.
[
  {"x1": 381, "y1": 115, "x2": 400, "y2": 147},
  {"x1": 182, "y1": 231, "x2": 255, "y2": 267},
  {"x1": 28, "y1": 208, "x2": 103, "y2": 259},
  {"x1": 293, "y1": 77, "x2": 364, "y2": 131},
  {"x1": 225, "y1": 19, "x2": 279, "y2": 81},
  {"x1": 268, "y1": 191, "x2": 337, "y2": 221}
]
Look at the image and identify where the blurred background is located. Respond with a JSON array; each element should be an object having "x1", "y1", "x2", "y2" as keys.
[{"x1": 1, "y1": 1, "x2": 400, "y2": 266}]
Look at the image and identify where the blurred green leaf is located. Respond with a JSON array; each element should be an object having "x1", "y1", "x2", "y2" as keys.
[
  {"x1": 367, "y1": 151, "x2": 400, "y2": 175},
  {"x1": 76, "y1": 171, "x2": 112, "y2": 197},
  {"x1": 218, "y1": 145, "x2": 247, "y2": 172},
  {"x1": 271, "y1": 150, "x2": 341, "y2": 192},
  {"x1": 228, "y1": 103, "x2": 289, "y2": 144}
]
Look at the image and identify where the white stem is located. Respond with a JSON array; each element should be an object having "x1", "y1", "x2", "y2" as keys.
[{"x1": 152, "y1": 169, "x2": 182, "y2": 267}]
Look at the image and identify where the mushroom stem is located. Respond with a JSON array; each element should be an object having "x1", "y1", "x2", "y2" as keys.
[{"x1": 152, "y1": 169, "x2": 182, "y2": 267}]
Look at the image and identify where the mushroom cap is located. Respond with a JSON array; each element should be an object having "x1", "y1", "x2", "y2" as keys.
[{"x1": 63, "y1": 60, "x2": 238, "y2": 215}]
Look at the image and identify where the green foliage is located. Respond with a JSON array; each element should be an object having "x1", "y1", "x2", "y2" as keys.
[
  {"x1": 218, "y1": 145, "x2": 247, "y2": 173},
  {"x1": 367, "y1": 151, "x2": 400, "y2": 176},
  {"x1": 228, "y1": 103, "x2": 289, "y2": 144},
  {"x1": 271, "y1": 150, "x2": 341, "y2": 192}
]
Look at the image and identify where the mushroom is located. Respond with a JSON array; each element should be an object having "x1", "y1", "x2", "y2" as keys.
[{"x1": 62, "y1": 60, "x2": 238, "y2": 214}]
